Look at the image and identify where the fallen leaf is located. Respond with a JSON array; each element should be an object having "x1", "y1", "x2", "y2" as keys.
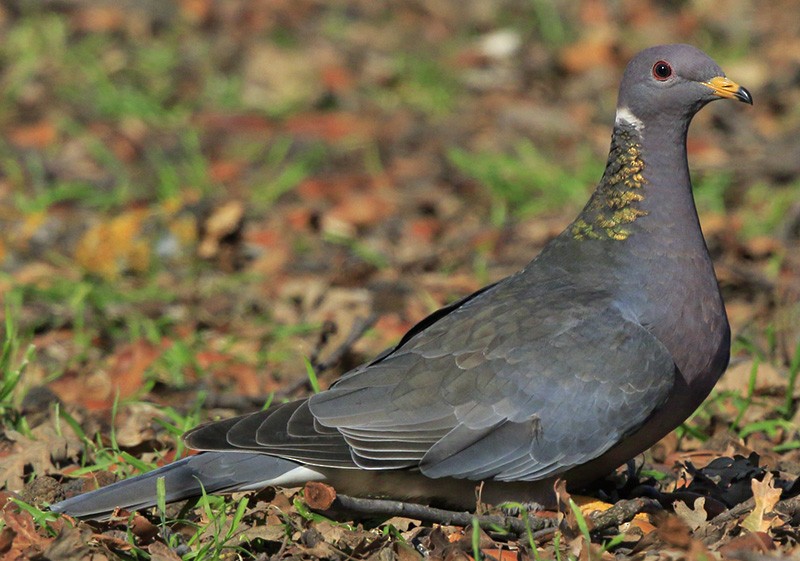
[
  {"x1": 653, "y1": 513, "x2": 717, "y2": 561},
  {"x1": 8, "y1": 120, "x2": 57, "y2": 148},
  {"x1": 41, "y1": 524, "x2": 93, "y2": 560},
  {"x1": 75, "y1": 210, "x2": 150, "y2": 280},
  {"x1": 1, "y1": 509, "x2": 53, "y2": 559},
  {"x1": 115, "y1": 402, "x2": 166, "y2": 448},
  {"x1": 0, "y1": 426, "x2": 81, "y2": 492},
  {"x1": 209, "y1": 159, "x2": 246, "y2": 183},
  {"x1": 673, "y1": 497, "x2": 707, "y2": 531},
  {"x1": 742, "y1": 472, "x2": 782, "y2": 532},
  {"x1": 148, "y1": 540, "x2": 182, "y2": 561},
  {"x1": 198, "y1": 200, "x2": 244, "y2": 259},
  {"x1": 716, "y1": 360, "x2": 786, "y2": 394},
  {"x1": 718, "y1": 531, "x2": 775, "y2": 556},
  {"x1": 559, "y1": 33, "x2": 616, "y2": 74},
  {"x1": 655, "y1": 514, "x2": 692, "y2": 549},
  {"x1": 324, "y1": 191, "x2": 397, "y2": 230},
  {"x1": 238, "y1": 523, "x2": 290, "y2": 543},
  {"x1": 481, "y1": 547, "x2": 517, "y2": 561},
  {"x1": 242, "y1": 44, "x2": 323, "y2": 111},
  {"x1": 395, "y1": 540, "x2": 424, "y2": 561},
  {"x1": 179, "y1": 0, "x2": 213, "y2": 24},
  {"x1": 70, "y1": 6, "x2": 126, "y2": 32},
  {"x1": 285, "y1": 112, "x2": 371, "y2": 142},
  {"x1": 106, "y1": 340, "x2": 162, "y2": 401}
]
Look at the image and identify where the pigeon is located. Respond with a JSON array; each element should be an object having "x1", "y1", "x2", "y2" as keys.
[{"x1": 51, "y1": 44, "x2": 752, "y2": 519}]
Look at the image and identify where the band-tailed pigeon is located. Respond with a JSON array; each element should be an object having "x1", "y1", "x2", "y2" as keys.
[{"x1": 51, "y1": 44, "x2": 752, "y2": 519}]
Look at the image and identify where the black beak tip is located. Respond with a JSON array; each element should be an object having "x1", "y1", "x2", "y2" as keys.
[{"x1": 736, "y1": 86, "x2": 753, "y2": 105}]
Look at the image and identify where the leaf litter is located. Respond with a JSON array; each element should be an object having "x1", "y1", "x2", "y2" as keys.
[{"x1": 1, "y1": 0, "x2": 800, "y2": 559}]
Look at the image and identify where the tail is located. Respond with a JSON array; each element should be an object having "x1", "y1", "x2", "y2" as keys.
[{"x1": 50, "y1": 452, "x2": 326, "y2": 520}]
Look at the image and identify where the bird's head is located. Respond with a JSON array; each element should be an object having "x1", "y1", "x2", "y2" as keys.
[{"x1": 615, "y1": 44, "x2": 752, "y2": 130}]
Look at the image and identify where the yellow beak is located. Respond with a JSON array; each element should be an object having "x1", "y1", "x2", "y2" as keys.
[{"x1": 702, "y1": 76, "x2": 753, "y2": 104}]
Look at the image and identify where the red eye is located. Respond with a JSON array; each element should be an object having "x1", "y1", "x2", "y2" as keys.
[{"x1": 652, "y1": 61, "x2": 672, "y2": 80}]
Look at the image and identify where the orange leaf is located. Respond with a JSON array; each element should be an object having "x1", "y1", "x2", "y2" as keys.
[
  {"x1": 8, "y1": 121, "x2": 57, "y2": 149},
  {"x1": 107, "y1": 340, "x2": 161, "y2": 398},
  {"x1": 69, "y1": 6, "x2": 126, "y2": 32},
  {"x1": 285, "y1": 112, "x2": 370, "y2": 142},
  {"x1": 75, "y1": 210, "x2": 149, "y2": 280}
]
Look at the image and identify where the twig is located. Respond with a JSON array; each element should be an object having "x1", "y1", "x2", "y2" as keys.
[
  {"x1": 307, "y1": 320, "x2": 339, "y2": 371},
  {"x1": 325, "y1": 493, "x2": 553, "y2": 536},
  {"x1": 199, "y1": 313, "x2": 375, "y2": 409},
  {"x1": 588, "y1": 497, "x2": 662, "y2": 531},
  {"x1": 312, "y1": 493, "x2": 661, "y2": 539},
  {"x1": 312, "y1": 314, "x2": 378, "y2": 374},
  {"x1": 707, "y1": 497, "x2": 756, "y2": 526},
  {"x1": 698, "y1": 493, "x2": 800, "y2": 545},
  {"x1": 774, "y1": 494, "x2": 800, "y2": 517},
  {"x1": 279, "y1": 314, "x2": 379, "y2": 398},
  {"x1": 528, "y1": 497, "x2": 663, "y2": 541}
]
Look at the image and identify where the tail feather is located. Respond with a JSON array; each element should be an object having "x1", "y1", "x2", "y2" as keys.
[{"x1": 50, "y1": 452, "x2": 325, "y2": 520}]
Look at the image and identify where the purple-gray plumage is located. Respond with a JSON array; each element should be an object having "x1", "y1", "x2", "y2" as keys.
[{"x1": 52, "y1": 44, "x2": 750, "y2": 520}]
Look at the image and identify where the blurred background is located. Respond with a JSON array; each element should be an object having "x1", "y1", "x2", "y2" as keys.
[{"x1": 0, "y1": 0, "x2": 798, "y2": 422}]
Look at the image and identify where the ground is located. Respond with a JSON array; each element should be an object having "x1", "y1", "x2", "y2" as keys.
[{"x1": 1, "y1": 1, "x2": 800, "y2": 560}]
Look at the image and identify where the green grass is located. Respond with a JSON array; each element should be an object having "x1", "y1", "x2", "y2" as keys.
[
  {"x1": 0, "y1": 301, "x2": 35, "y2": 429},
  {"x1": 251, "y1": 138, "x2": 327, "y2": 210},
  {"x1": 693, "y1": 172, "x2": 734, "y2": 215},
  {"x1": 367, "y1": 53, "x2": 460, "y2": 116},
  {"x1": 740, "y1": 181, "x2": 800, "y2": 239},
  {"x1": 680, "y1": 329, "x2": 800, "y2": 451},
  {"x1": 449, "y1": 140, "x2": 598, "y2": 224},
  {"x1": 0, "y1": 4, "x2": 792, "y2": 560},
  {"x1": 529, "y1": 0, "x2": 569, "y2": 46}
]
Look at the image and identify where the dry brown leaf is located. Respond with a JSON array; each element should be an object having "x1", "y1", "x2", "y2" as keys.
[
  {"x1": 93, "y1": 532, "x2": 135, "y2": 551},
  {"x1": 383, "y1": 517, "x2": 419, "y2": 532},
  {"x1": 242, "y1": 45, "x2": 323, "y2": 110},
  {"x1": 0, "y1": 528, "x2": 13, "y2": 556},
  {"x1": 655, "y1": 514, "x2": 692, "y2": 549},
  {"x1": 70, "y1": 6, "x2": 126, "y2": 32},
  {"x1": 673, "y1": 497, "x2": 707, "y2": 531},
  {"x1": 0, "y1": 426, "x2": 81, "y2": 492},
  {"x1": 395, "y1": 540, "x2": 424, "y2": 561},
  {"x1": 198, "y1": 200, "x2": 244, "y2": 258},
  {"x1": 1, "y1": 509, "x2": 53, "y2": 559},
  {"x1": 554, "y1": 479, "x2": 581, "y2": 540},
  {"x1": 481, "y1": 547, "x2": 518, "y2": 561},
  {"x1": 106, "y1": 340, "x2": 162, "y2": 400},
  {"x1": 209, "y1": 159, "x2": 246, "y2": 183},
  {"x1": 178, "y1": 0, "x2": 212, "y2": 23},
  {"x1": 284, "y1": 111, "x2": 371, "y2": 142},
  {"x1": 566, "y1": 535, "x2": 588, "y2": 561},
  {"x1": 41, "y1": 524, "x2": 94, "y2": 561},
  {"x1": 716, "y1": 360, "x2": 786, "y2": 394},
  {"x1": 114, "y1": 402, "x2": 164, "y2": 449},
  {"x1": 718, "y1": 531, "x2": 775, "y2": 556},
  {"x1": 559, "y1": 33, "x2": 616, "y2": 74},
  {"x1": 315, "y1": 521, "x2": 349, "y2": 545},
  {"x1": 325, "y1": 191, "x2": 397, "y2": 230},
  {"x1": 237, "y1": 523, "x2": 289, "y2": 543},
  {"x1": 49, "y1": 340, "x2": 161, "y2": 411},
  {"x1": 147, "y1": 541, "x2": 183, "y2": 561},
  {"x1": 8, "y1": 120, "x2": 57, "y2": 148},
  {"x1": 742, "y1": 473, "x2": 782, "y2": 533}
]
